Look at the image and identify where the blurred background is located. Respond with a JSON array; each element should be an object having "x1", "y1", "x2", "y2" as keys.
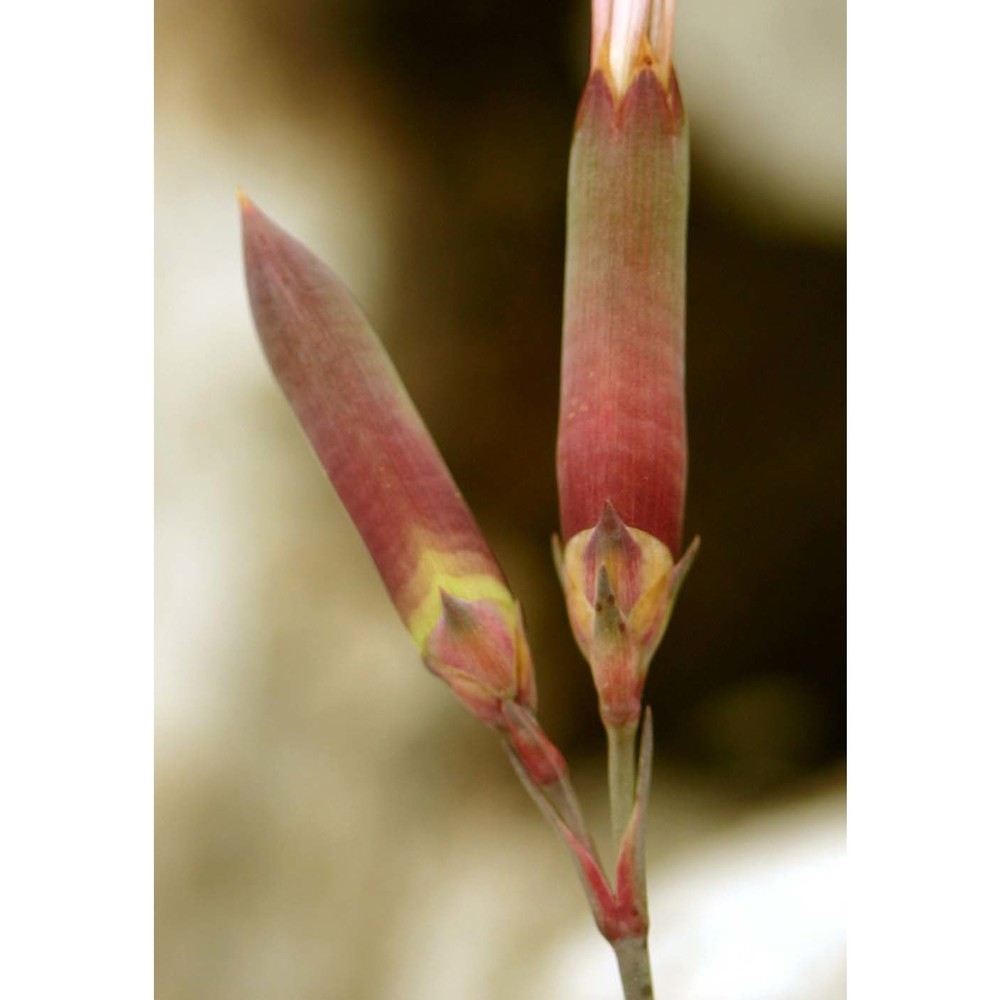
[{"x1": 155, "y1": 0, "x2": 845, "y2": 997}]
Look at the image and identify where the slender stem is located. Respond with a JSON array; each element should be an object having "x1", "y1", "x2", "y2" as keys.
[
  {"x1": 607, "y1": 720, "x2": 638, "y2": 850},
  {"x1": 614, "y1": 936, "x2": 655, "y2": 1000}
]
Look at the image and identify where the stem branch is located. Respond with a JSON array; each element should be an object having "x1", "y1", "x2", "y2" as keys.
[
  {"x1": 607, "y1": 720, "x2": 638, "y2": 850},
  {"x1": 614, "y1": 936, "x2": 655, "y2": 1000}
]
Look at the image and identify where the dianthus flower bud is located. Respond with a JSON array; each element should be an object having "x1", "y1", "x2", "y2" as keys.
[
  {"x1": 555, "y1": 0, "x2": 696, "y2": 725},
  {"x1": 241, "y1": 196, "x2": 535, "y2": 726}
]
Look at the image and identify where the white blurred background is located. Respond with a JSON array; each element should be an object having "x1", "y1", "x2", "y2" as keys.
[{"x1": 156, "y1": 1, "x2": 845, "y2": 997}]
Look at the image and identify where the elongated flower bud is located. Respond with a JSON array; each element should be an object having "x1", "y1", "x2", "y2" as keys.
[
  {"x1": 241, "y1": 195, "x2": 535, "y2": 726},
  {"x1": 560, "y1": 0, "x2": 687, "y2": 552},
  {"x1": 555, "y1": 1, "x2": 694, "y2": 724}
]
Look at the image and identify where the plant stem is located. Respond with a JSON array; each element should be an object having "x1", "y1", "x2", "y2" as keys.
[
  {"x1": 614, "y1": 936, "x2": 655, "y2": 1000},
  {"x1": 607, "y1": 720, "x2": 638, "y2": 850}
]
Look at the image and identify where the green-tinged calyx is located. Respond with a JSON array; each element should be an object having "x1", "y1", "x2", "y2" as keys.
[{"x1": 558, "y1": 0, "x2": 688, "y2": 560}]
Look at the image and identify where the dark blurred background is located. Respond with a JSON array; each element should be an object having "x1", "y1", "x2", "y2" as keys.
[{"x1": 156, "y1": 1, "x2": 844, "y2": 997}]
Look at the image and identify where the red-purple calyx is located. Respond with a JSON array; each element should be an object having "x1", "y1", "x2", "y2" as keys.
[{"x1": 241, "y1": 195, "x2": 538, "y2": 725}]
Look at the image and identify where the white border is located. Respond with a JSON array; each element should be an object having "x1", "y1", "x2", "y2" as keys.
[
  {"x1": 0, "y1": 2, "x2": 152, "y2": 997},
  {"x1": 850, "y1": 2, "x2": 1000, "y2": 998}
]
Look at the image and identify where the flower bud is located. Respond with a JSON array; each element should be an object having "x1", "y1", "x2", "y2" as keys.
[
  {"x1": 557, "y1": 0, "x2": 688, "y2": 558},
  {"x1": 241, "y1": 195, "x2": 536, "y2": 724},
  {"x1": 556, "y1": 1, "x2": 694, "y2": 722}
]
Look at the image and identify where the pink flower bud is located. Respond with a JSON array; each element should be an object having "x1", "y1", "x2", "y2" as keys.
[
  {"x1": 555, "y1": 1, "x2": 694, "y2": 721},
  {"x1": 557, "y1": 0, "x2": 688, "y2": 558},
  {"x1": 241, "y1": 195, "x2": 536, "y2": 724}
]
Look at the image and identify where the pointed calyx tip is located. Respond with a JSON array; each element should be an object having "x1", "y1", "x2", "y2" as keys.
[
  {"x1": 236, "y1": 187, "x2": 254, "y2": 214},
  {"x1": 439, "y1": 589, "x2": 476, "y2": 630},
  {"x1": 592, "y1": 0, "x2": 678, "y2": 97}
]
